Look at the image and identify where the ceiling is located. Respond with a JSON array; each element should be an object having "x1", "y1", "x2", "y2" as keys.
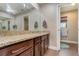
[
  {"x1": 60, "y1": 3, "x2": 77, "y2": 13},
  {"x1": 0, "y1": 3, "x2": 34, "y2": 16},
  {"x1": 0, "y1": 3, "x2": 78, "y2": 20},
  {"x1": 0, "y1": 3, "x2": 78, "y2": 15}
]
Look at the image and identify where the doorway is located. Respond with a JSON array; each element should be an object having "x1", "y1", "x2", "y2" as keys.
[
  {"x1": 8, "y1": 21, "x2": 10, "y2": 31},
  {"x1": 60, "y1": 16, "x2": 69, "y2": 49},
  {"x1": 60, "y1": 17, "x2": 68, "y2": 41},
  {"x1": 58, "y1": 3, "x2": 78, "y2": 55},
  {"x1": 24, "y1": 16, "x2": 29, "y2": 31}
]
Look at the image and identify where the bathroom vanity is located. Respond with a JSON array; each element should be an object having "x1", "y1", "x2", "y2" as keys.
[{"x1": 0, "y1": 32, "x2": 49, "y2": 56}]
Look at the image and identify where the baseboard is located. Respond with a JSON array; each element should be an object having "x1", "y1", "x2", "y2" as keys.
[
  {"x1": 61, "y1": 40, "x2": 78, "y2": 44},
  {"x1": 48, "y1": 40, "x2": 78, "y2": 51},
  {"x1": 48, "y1": 46, "x2": 60, "y2": 51}
]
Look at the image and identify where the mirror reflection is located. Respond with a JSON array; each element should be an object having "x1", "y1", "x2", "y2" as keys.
[{"x1": 0, "y1": 3, "x2": 49, "y2": 37}]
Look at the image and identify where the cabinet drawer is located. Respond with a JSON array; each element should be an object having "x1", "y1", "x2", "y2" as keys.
[
  {"x1": 5, "y1": 39, "x2": 33, "y2": 56},
  {"x1": 19, "y1": 47, "x2": 33, "y2": 56},
  {"x1": 41, "y1": 36, "x2": 45, "y2": 41},
  {"x1": 41, "y1": 35, "x2": 47, "y2": 41},
  {"x1": 34, "y1": 37, "x2": 41, "y2": 44},
  {"x1": 0, "y1": 39, "x2": 33, "y2": 56}
]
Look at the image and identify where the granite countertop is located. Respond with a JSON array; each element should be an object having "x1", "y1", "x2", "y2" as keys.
[{"x1": 0, "y1": 32, "x2": 49, "y2": 48}]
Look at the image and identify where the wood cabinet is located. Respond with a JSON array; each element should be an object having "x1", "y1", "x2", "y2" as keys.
[
  {"x1": 19, "y1": 47, "x2": 33, "y2": 56},
  {"x1": 41, "y1": 34, "x2": 49, "y2": 55},
  {"x1": 41, "y1": 36, "x2": 45, "y2": 55},
  {"x1": 34, "y1": 42, "x2": 41, "y2": 56},
  {"x1": 34, "y1": 37, "x2": 41, "y2": 56},
  {"x1": 45, "y1": 34, "x2": 49, "y2": 52},
  {"x1": 0, "y1": 39, "x2": 33, "y2": 56},
  {"x1": 0, "y1": 34, "x2": 49, "y2": 56},
  {"x1": 34, "y1": 34, "x2": 49, "y2": 56}
]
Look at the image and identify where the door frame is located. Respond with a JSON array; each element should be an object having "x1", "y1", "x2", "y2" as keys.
[
  {"x1": 57, "y1": 4, "x2": 61, "y2": 50},
  {"x1": 57, "y1": 4, "x2": 79, "y2": 53},
  {"x1": 78, "y1": 4, "x2": 79, "y2": 55},
  {"x1": 24, "y1": 16, "x2": 29, "y2": 31}
]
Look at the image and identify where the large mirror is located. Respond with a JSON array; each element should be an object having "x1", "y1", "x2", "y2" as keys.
[
  {"x1": 0, "y1": 16, "x2": 10, "y2": 31},
  {"x1": 0, "y1": 3, "x2": 46, "y2": 36}
]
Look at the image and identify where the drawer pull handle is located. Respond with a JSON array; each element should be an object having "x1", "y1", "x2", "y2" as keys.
[{"x1": 12, "y1": 47, "x2": 26, "y2": 54}]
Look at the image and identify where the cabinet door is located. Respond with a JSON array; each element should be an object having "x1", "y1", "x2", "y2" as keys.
[
  {"x1": 45, "y1": 38, "x2": 48, "y2": 52},
  {"x1": 19, "y1": 48, "x2": 33, "y2": 56},
  {"x1": 35, "y1": 43, "x2": 41, "y2": 56},
  {"x1": 0, "y1": 48, "x2": 8, "y2": 56},
  {"x1": 41, "y1": 40, "x2": 45, "y2": 56},
  {"x1": 45, "y1": 35, "x2": 49, "y2": 52},
  {"x1": 47, "y1": 34, "x2": 49, "y2": 49}
]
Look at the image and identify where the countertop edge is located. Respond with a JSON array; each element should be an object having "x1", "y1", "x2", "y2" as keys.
[{"x1": 0, "y1": 32, "x2": 49, "y2": 48}]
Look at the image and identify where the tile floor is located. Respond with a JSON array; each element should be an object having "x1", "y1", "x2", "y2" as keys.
[{"x1": 44, "y1": 44, "x2": 78, "y2": 56}]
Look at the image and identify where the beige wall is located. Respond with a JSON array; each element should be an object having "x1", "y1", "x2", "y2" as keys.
[
  {"x1": 61, "y1": 10, "x2": 78, "y2": 43},
  {"x1": 39, "y1": 4, "x2": 58, "y2": 49}
]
